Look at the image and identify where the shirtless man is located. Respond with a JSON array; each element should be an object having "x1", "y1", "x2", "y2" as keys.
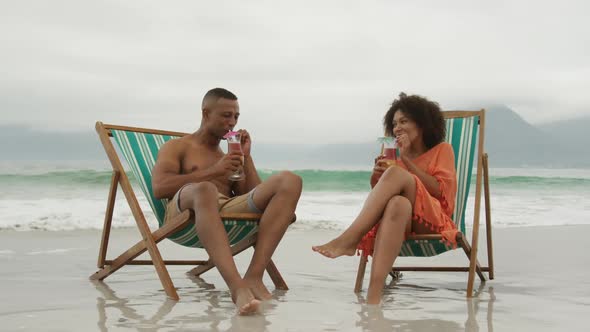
[{"x1": 152, "y1": 88, "x2": 302, "y2": 315}]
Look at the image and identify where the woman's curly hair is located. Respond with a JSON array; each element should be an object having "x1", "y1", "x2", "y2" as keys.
[{"x1": 383, "y1": 92, "x2": 446, "y2": 149}]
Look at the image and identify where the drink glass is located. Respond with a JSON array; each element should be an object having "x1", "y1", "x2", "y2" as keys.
[
  {"x1": 226, "y1": 133, "x2": 245, "y2": 181},
  {"x1": 381, "y1": 137, "x2": 397, "y2": 168}
]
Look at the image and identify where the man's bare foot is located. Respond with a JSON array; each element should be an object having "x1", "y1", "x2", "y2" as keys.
[
  {"x1": 245, "y1": 278, "x2": 273, "y2": 301},
  {"x1": 312, "y1": 237, "x2": 357, "y2": 258},
  {"x1": 232, "y1": 288, "x2": 261, "y2": 315}
]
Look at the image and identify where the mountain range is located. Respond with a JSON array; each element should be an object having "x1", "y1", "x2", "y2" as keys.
[{"x1": 2, "y1": 105, "x2": 589, "y2": 168}]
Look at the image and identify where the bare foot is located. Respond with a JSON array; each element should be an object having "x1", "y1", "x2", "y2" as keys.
[
  {"x1": 366, "y1": 288, "x2": 382, "y2": 305},
  {"x1": 232, "y1": 288, "x2": 261, "y2": 315},
  {"x1": 312, "y1": 237, "x2": 357, "y2": 258},
  {"x1": 245, "y1": 278, "x2": 272, "y2": 301},
  {"x1": 367, "y1": 296, "x2": 381, "y2": 305}
]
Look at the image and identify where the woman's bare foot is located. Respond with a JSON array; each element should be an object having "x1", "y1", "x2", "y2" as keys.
[
  {"x1": 366, "y1": 286, "x2": 383, "y2": 305},
  {"x1": 312, "y1": 237, "x2": 357, "y2": 258},
  {"x1": 245, "y1": 278, "x2": 273, "y2": 301},
  {"x1": 231, "y1": 287, "x2": 261, "y2": 315}
]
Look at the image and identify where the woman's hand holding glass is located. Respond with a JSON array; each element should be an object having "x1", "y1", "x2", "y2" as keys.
[{"x1": 370, "y1": 155, "x2": 395, "y2": 187}]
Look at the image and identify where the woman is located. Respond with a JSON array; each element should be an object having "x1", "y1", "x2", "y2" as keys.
[{"x1": 312, "y1": 93, "x2": 458, "y2": 304}]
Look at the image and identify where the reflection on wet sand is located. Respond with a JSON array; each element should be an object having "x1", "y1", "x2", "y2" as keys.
[
  {"x1": 356, "y1": 282, "x2": 496, "y2": 332},
  {"x1": 93, "y1": 281, "x2": 177, "y2": 332},
  {"x1": 92, "y1": 276, "x2": 272, "y2": 332},
  {"x1": 466, "y1": 285, "x2": 496, "y2": 332},
  {"x1": 93, "y1": 272, "x2": 495, "y2": 332}
]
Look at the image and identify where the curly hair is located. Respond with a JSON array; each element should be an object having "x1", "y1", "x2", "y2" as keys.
[{"x1": 383, "y1": 92, "x2": 446, "y2": 149}]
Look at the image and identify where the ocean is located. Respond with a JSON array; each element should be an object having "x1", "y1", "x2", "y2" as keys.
[{"x1": 1, "y1": 161, "x2": 589, "y2": 231}]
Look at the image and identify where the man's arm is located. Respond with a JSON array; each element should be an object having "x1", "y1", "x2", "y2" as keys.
[
  {"x1": 152, "y1": 140, "x2": 239, "y2": 199},
  {"x1": 232, "y1": 129, "x2": 261, "y2": 195},
  {"x1": 244, "y1": 155, "x2": 262, "y2": 188},
  {"x1": 232, "y1": 154, "x2": 262, "y2": 196}
]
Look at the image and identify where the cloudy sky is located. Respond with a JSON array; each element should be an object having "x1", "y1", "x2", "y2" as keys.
[{"x1": 1, "y1": 0, "x2": 589, "y2": 143}]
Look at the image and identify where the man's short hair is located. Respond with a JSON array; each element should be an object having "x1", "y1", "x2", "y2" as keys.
[{"x1": 202, "y1": 88, "x2": 238, "y2": 110}]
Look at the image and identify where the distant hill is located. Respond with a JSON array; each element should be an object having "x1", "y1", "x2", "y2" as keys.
[
  {"x1": 2, "y1": 106, "x2": 589, "y2": 168},
  {"x1": 537, "y1": 116, "x2": 590, "y2": 145},
  {"x1": 0, "y1": 125, "x2": 103, "y2": 161},
  {"x1": 484, "y1": 106, "x2": 589, "y2": 167},
  {"x1": 266, "y1": 105, "x2": 590, "y2": 168},
  {"x1": 276, "y1": 105, "x2": 590, "y2": 168}
]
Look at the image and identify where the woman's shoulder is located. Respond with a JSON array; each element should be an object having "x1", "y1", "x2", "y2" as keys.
[
  {"x1": 432, "y1": 142, "x2": 454, "y2": 153},
  {"x1": 431, "y1": 142, "x2": 455, "y2": 163}
]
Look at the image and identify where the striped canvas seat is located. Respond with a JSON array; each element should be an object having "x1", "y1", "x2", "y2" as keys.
[
  {"x1": 111, "y1": 130, "x2": 259, "y2": 248},
  {"x1": 398, "y1": 115, "x2": 478, "y2": 257}
]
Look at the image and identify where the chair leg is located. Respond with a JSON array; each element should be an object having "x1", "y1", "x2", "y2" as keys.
[
  {"x1": 188, "y1": 234, "x2": 289, "y2": 290},
  {"x1": 188, "y1": 261, "x2": 214, "y2": 277},
  {"x1": 187, "y1": 234, "x2": 258, "y2": 277},
  {"x1": 147, "y1": 240, "x2": 179, "y2": 300},
  {"x1": 460, "y1": 237, "x2": 486, "y2": 282},
  {"x1": 354, "y1": 255, "x2": 368, "y2": 293},
  {"x1": 90, "y1": 211, "x2": 191, "y2": 300},
  {"x1": 462, "y1": 234, "x2": 485, "y2": 298},
  {"x1": 97, "y1": 171, "x2": 119, "y2": 268},
  {"x1": 467, "y1": 263, "x2": 477, "y2": 298},
  {"x1": 90, "y1": 231, "x2": 179, "y2": 300},
  {"x1": 483, "y1": 153, "x2": 495, "y2": 280},
  {"x1": 266, "y1": 259, "x2": 288, "y2": 290}
]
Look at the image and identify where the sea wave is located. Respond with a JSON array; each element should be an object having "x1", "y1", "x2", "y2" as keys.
[
  {"x1": 2, "y1": 169, "x2": 590, "y2": 192},
  {"x1": 1, "y1": 189, "x2": 588, "y2": 232}
]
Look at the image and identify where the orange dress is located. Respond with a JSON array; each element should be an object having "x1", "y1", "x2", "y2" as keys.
[{"x1": 357, "y1": 142, "x2": 458, "y2": 256}]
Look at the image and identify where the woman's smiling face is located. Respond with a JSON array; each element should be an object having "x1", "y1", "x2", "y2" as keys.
[{"x1": 392, "y1": 110, "x2": 423, "y2": 145}]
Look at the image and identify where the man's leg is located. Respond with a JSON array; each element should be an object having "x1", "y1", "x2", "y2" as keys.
[
  {"x1": 178, "y1": 182, "x2": 259, "y2": 315},
  {"x1": 242, "y1": 171, "x2": 302, "y2": 299}
]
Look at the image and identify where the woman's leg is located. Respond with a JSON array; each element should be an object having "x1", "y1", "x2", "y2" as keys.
[
  {"x1": 366, "y1": 196, "x2": 412, "y2": 304},
  {"x1": 312, "y1": 167, "x2": 416, "y2": 258}
]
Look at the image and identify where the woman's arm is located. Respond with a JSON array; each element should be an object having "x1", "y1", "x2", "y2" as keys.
[
  {"x1": 401, "y1": 155, "x2": 443, "y2": 199},
  {"x1": 370, "y1": 156, "x2": 388, "y2": 188}
]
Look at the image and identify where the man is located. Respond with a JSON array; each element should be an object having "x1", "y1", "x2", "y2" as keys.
[{"x1": 152, "y1": 88, "x2": 302, "y2": 315}]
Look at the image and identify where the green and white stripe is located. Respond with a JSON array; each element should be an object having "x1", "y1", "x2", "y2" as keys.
[
  {"x1": 399, "y1": 116, "x2": 479, "y2": 257},
  {"x1": 111, "y1": 130, "x2": 259, "y2": 248}
]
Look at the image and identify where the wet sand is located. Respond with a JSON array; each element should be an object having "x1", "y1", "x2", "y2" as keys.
[{"x1": 0, "y1": 225, "x2": 588, "y2": 331}]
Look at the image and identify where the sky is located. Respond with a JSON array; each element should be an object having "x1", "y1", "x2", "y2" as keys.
[{"x1": 1, "y1": 0, "x2": 589, "y2": 144}]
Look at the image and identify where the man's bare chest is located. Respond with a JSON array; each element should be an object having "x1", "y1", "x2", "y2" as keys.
[{"x1": 180, "y1": 148, "x2": 222, "y2": 174}]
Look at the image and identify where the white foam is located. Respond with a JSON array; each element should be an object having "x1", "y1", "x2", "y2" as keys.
[
  {"x1": 27, "y1": 248, "x2": 83, "y2": 255},
  {"x1": 0, "y1": 160, "x2": 110, "y2": 175},
  {"x1": 0, "y1": 196, "x2": 159, "y2": 231},
  {"x1": 0, "y1": 184, "x2": 588, "y2": 232},
  {"x1": 291, "y1": 189, "x2": 590, "y2": 231},
  {"x1": 488, "y1": 167, "x2": 590, "y2": 179}
]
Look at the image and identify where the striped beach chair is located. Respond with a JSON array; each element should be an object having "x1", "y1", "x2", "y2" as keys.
[
  {"x1": 90, "y1": 122, "x2": 288, "y2": 300},
  {"x1": 354, "y1": 110, "x2": 494, "y2": 297}
]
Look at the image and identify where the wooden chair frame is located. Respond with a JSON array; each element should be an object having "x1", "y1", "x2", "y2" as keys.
[
  {"x1": 353, "y1": 110, "x2": 494, "y2": 297},
  {"x1": 89, "y1": 122, "x2": 288, "y2": 300}
]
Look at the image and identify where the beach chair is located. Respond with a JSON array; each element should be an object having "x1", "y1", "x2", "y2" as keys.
[
  {"x1": 90, "y1": 122, "x2": 289, "y2": 300},
  {"x1": 354, "y1": 110, "x2": 494, "y2": 297}
]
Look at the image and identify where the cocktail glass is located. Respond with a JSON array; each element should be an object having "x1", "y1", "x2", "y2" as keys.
[
  {"x1": 380, "y1": 137, "x2": 398, "y2": 168},
  {"x1": 226, "y1": 133, "x2": 244, "y2": 181}
]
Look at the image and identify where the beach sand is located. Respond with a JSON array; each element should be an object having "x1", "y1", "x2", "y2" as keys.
[{"x1": 0, "y1": 225, "x2": 588, "y2": 331}]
